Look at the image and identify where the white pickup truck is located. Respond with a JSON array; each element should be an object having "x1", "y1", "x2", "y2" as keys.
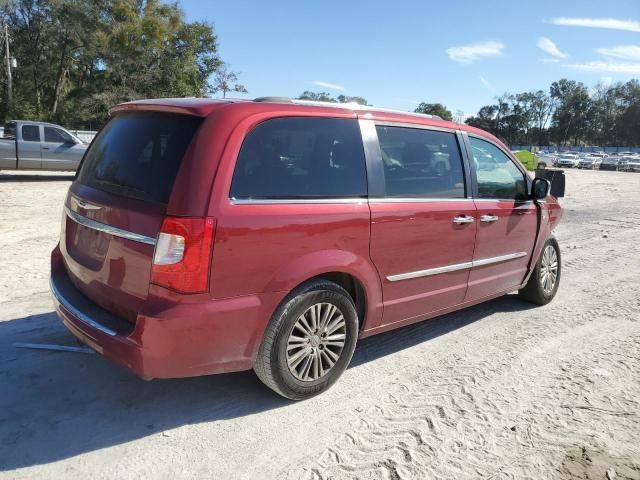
[{"x1": 0, "y1": 120, "x2": 88, "y2": 171}]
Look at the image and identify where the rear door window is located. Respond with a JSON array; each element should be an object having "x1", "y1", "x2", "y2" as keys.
[
  {"x1": 4, "y1": 122, "x2": 16, "y2": 138},
  {"x1": 77, "y1": 112, "x2": 203, "y2": 204},
  {"x1": 230, "y1": 117, "x2": 367, "y2": 200},
  {"x1": 375, "y1": 125, "x2": 466, "y2": 198},
  {"x1": 22, "y1": 125, "x2": 40, "y2": 142}
]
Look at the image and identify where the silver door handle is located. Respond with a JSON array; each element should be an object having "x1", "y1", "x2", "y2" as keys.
[
  {"x1": 453, "y1": 216, "x2": 475, "y2": 225},
  {"x1": 480, "y1": 215, "x2": 499, "y2": 223}
]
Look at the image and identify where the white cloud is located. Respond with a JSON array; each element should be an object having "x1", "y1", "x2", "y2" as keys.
[
  {"x1": 549, "y1": 17, "x2": 640, "y2": 33},
  {"x1": 600, "y1": 76, "x2": 614, "y2": 86},
  {"x1": 537, "y1": 37, "x2": 568, "y2": 59},
  {"x1": 566, "y1": 61, "x2": 640, "y2": 74},
  {"x1": 595, "y1": 45, "x2": 640, "y2": 62},
  {"x1": 311, "y1": 80, "x2": 345, "y2": 91},
  {"x1": 479, "y1": 76, "x2": 496, "y2": 91},
  {"x1": 540, "y1": 58, "x2": 561, "y2": 63},
  {"x1": 445, "y1": 41, "x2": 505, "y2": 64}
]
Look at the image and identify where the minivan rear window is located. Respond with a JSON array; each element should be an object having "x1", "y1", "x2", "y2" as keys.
[
  {"x1": 77, "y1": 112, "x2": 203, "y2": 204},
  {"x1": 230, "y1": 117, "x2": 367, "y2": 200}
]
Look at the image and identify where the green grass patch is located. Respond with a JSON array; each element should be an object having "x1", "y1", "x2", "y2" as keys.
[{"x1": 513, "y1": 150, "x2": 538, "y2": 171}]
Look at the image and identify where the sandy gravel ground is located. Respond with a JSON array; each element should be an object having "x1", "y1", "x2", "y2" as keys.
[{"x1": 1, "y1": 169, "x2": 639, "y2": 480}]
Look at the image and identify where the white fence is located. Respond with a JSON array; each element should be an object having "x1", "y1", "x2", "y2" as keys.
[{"x1": 69, "y1": 130, "x2": 97, "y2": 143}]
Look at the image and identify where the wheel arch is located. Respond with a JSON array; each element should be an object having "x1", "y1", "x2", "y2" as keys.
[{"x1": 263, "y1": 249, "x2": 383, "y2": 332}]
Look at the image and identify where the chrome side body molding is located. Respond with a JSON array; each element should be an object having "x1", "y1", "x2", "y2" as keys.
[{"x1": 387, "y1": 251, "x2": 528, "y2": 282}]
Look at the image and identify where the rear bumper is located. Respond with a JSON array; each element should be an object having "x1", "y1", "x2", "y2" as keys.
[{"x1": 51, "y1": 247, "x2": 281, "y2": 378}]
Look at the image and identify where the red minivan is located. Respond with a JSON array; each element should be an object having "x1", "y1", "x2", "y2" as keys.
[{"x1": 50, "y1": 97, "x2": 563, "y2": 399}]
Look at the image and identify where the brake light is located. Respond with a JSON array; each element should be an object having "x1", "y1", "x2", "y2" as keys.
[{"x1": 151, "y1": 217, "x2": 216, "y2": 293}]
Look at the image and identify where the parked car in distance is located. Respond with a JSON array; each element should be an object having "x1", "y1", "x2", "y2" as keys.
[
  {"x1": 50, "y1": 97, "x2": 564, "y2": 399},
  {"x1": 578, "y1": 153, "x2": 608, "y2": 169},
  {"x1": 599, "y1": 156, "x2": 621, "y2": 171},
  {"x1": 620, "y1": 156, "x2": 640, "y2": 172},
  {"x1": 555, "y1": 154, "x2": 580, "y2": 168},
  {"x1": 0, "y1": 120, "x2": 87, "y2": 171}
]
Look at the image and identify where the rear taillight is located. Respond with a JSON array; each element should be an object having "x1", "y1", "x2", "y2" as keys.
[{"x1": 151, "y1": 216, "x2": 216, "y2": 293}]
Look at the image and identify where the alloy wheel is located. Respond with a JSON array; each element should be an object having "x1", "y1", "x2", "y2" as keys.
[
  {"x1": 286, "y1": 303, "x2": 346, "y2": 382},
  {"x1": 540, "y1": 245, "x2": 558, "y2": 294}
]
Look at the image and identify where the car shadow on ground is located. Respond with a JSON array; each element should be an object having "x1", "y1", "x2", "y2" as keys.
[
  {"x1": 0, "y1": 294, "x2": 535, "y2": 471},
  {"x1": 0, "y1": 174, "x2": 75, "y2": 182}
]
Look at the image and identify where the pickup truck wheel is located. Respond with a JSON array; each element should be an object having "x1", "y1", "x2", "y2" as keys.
[
  {"x1": 254, "y1": 280, "x2": 358, "y2": 400},
  {"x1": 518, "y1": 237, "x2": 561, "y2": 305}
]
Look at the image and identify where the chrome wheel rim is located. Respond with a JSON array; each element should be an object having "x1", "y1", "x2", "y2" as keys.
[
  {"x1": 286, "y1": 303, "x2": 346, "y2": 382},
  {"x1": 540, "y1": 245, "x2": 558, "y2": 294}
]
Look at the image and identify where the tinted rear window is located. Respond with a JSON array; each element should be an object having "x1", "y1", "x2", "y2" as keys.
[
  {"x1": 230, "y1": 117, "x2": 367, "y2": 200},
  {"x1": 22, "y1": 125, "x2": 40, "y2": 142},
  {"x1": 3, "y1": 122, "x2": 16, "y2": 138},
  {"x1": 77, "y1": 112, "x2": 202, "y2": 204}
]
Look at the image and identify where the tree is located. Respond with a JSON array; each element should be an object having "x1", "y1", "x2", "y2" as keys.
[
  {"x1": 296, "y1": 91, "x2": 336, "y2": 102},
  {"x1": 1, "y1": 0, "x2": 228, "y2": 128},
  {"x1": 464, "y1": 79, "x2": 640, "y2": 147},
  {"x1": 295, "y1": 91, "x2": 369, "y2": 105},
  {"x1": 337, "y1": 94, "x2": 368, "y2": 105},
  {"x1": 414, "y1": 102, "x2": 453, "y2": 121},
  {"x1": 549, "y1": 79, "x2": 591, "y2": 145},
  {"x1": 211, "y1": 62, "x2": 246, "y2": 98}
]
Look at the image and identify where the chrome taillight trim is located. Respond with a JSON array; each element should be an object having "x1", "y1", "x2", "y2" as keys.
[
  {"x1": 65, "y1": 206, "x2": 157, "y2": 246},
  {"x1": 387, "y1": 251, "x2": 528, "y2": 282}
]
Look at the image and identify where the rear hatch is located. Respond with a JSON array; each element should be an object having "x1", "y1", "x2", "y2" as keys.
[{"x1": 60, "y1": 112, "x2": 203, "y2": 322}]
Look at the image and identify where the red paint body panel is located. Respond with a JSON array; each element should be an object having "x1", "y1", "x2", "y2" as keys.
[
  {"x1": 62, "y1": 183, "x2": 165, "y2": 322},
  {"x1": 51, "y1": 98, "x2": 562, "y2": 379},
  {"x1": 369, "y1": 200, "x2": 477, "y2": 328},
  {"x1": 465, "y1": 200, "x2": 538, "y2": 300},
  {"x1": 52, "y1": 246, "x2": 281, "y2": 377}
]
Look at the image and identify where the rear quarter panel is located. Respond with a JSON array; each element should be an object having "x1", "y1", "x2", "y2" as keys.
[
  {"x1": 0, "y1": 138, "x2": 16, "y2": 168},
  {"x1": 205, "y1": 108, "x2": 384, "y2": 330}
]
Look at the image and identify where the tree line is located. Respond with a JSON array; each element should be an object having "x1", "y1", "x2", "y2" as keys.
[
  {"x1": 300, "y1": 80, "x2": 640, "y2": 148},
  {"x1": 463, "y1": 79, "x2": 640, "y2": 147},
  {"x1": 1, "y1": 1, "x2": 638, "y2": 147},
  {"x1": 0, "y1": 0, "x2": 244, "y2": 129}
]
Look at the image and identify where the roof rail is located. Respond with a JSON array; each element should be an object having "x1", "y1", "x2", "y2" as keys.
[
  {"x1": 251, "y1": 96, "x2": 441, "y2": 120},
  {"x1": 253, "y1": 96, "x2": 293, "y2": 103}
]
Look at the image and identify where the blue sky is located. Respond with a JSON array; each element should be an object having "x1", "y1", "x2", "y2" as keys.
[{"x1": 180, "y1": 0, "x2": 640, "y2": 117}]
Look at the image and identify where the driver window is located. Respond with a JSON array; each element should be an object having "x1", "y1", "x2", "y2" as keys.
[
  {"x1": 469, "y1": 137, "x2": 527, "y2": 200},
  {"x1": 44, "y1": 127, "x2": 74, "y2": 144}
]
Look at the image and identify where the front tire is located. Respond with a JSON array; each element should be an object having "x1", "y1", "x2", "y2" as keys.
[
  {"x1": 519, "y1": 237, "x2": 561, "y2": 305},
  {"x1": 254, "y1": 280, "x2": 359, "y2": 400}
]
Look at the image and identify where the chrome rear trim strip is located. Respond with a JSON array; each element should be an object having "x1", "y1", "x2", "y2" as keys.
[
  {"x1": 65, "y1": 206, "x2": 157, "y2": 246},
  {"x1": 50, "y1": 278, "x2": 117, "y2": 337},
  {"x1": 386, "y1": 251, "x2": 528, "y2": 282}
]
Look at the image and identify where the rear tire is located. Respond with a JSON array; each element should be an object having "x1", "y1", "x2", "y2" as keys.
[
  {"x1": 254, "y1": 279, "x2": 358, "y2": 400},
  {"x1": 518, "y1": 237, "x2": 561, "y2": 305}
]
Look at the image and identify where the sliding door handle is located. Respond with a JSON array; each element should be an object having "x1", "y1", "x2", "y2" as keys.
[
  {"x1": 453, "y1": 215, "x2": 475, "y2": 225},
  {"x1": 480, "y1": 214, "x2": 499, "y2": 223}
]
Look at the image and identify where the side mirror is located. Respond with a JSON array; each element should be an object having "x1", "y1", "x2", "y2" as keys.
[{"x1": 531, "y1": 177, "x2": 551, "y2": 201}]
